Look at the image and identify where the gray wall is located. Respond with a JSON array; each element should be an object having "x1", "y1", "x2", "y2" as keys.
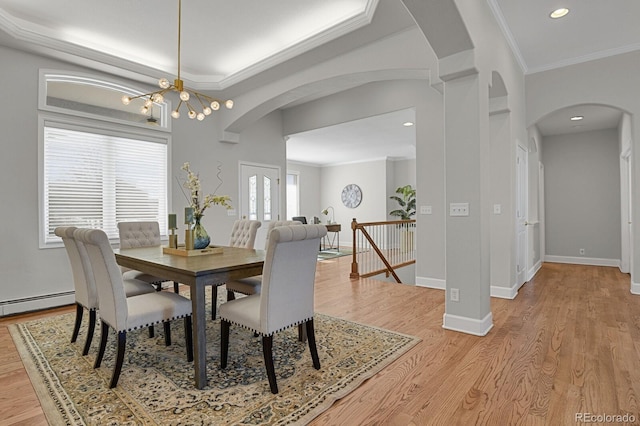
[{"x1": 542, "y1": 129, "x2": 621, "y2": 260}]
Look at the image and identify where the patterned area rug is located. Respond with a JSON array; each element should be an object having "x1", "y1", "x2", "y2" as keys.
[
  {"x1": 317, "y1": 249, "x2": 352, "y2": 261},
  {"x1": 9, "y1": 288, "x2": 419, "y2": 425}
]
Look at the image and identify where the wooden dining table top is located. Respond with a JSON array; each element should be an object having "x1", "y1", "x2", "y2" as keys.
[{"x1": 114, "y1": 245, "x2": 266, "y2": 285}]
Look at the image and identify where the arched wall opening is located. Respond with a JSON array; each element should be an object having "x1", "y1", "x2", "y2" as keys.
[{"x1": 531, "y1": 104, "x2": 627, "y2": 270}]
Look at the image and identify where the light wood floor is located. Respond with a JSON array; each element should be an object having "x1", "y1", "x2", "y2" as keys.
[{"x1": 2, "y1": 258, "x2": 640, "y2": 425}]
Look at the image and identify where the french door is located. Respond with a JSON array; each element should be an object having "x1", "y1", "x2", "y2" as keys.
[{"x1": 239, "y1": 163, "x2": 280, "y2": 248}]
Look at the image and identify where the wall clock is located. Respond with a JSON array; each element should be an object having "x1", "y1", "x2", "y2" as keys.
[{"x1": 341, "y1": 184, "x2": 362, "y2": 208}]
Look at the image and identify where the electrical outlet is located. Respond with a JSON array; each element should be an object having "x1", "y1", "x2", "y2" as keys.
[
  {"x1": 579, "y1": 248, "x2": 585, "y2": 255},
  {"x1": 493, "y1": 204, "x2": 501, "y2": 214},
  {"x1": 450, "y1": 288, "x2": 459, "y2": 302}
]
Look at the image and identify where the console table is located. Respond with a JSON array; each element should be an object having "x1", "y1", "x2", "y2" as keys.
[{"x1": 322, "y1": 223, "x2": 341, "y2": 251}]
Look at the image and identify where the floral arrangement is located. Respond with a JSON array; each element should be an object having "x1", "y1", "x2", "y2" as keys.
[{"x1": 180, "y1": 162, "x2": 232, "y2": 220}]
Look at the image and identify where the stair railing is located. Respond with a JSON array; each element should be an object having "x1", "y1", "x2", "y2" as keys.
[{"x1": 350, "y1": 218, "x2": 416, "y2": 283}]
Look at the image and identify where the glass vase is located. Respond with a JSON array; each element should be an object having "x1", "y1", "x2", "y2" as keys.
[{"x1": 193, "y1": 216, "x2": 210, "y2": 249}]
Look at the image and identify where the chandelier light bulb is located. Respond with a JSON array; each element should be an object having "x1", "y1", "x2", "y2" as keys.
[
  {"x1": 211, "y1": 101, "x2": 220, "y2": 111},
  {"x1": 144, "y1": 99, "x2": 153, "y2": 107},
  {"x1": 225, "y1": 99, "x2": 234, "y2": 109},
  {"x1": 152, "y1": 93, "x2": 164, "y2": 103},
  {"x1": 188, "y1": 110, "x2": 196, "y2": 119},
  {"x1": 158, "y1": 78, "x2": 171, "y2": 89},
  {"x1": 171, "y1": 110, "x2": 180, "y2": 119},
  {"x1": 180, "y1": 91, "x2": 190, "y2": 101},
  {"x1": 141, "y1": 106, "x2": 149, "y2": 114},
  {"x1": 197, "y1": 112, "x2": 205, "y2": 121},
  {"x1": 203, "y1": 107, "x2": 212, "y2": 115},
  {"x1": 121, "y1": 96, "x2": 131, "y2": 105}
]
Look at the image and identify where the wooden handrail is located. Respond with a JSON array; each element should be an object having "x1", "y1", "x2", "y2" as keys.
[{"x1": 350, "y1": 217, "x2": 416, "y2": 283}]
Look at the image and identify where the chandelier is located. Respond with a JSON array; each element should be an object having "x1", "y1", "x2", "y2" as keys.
[{"x1": 122, "y1": 0, "x2": 233, "y2": 121}]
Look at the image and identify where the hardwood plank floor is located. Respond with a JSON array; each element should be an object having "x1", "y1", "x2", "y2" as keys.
[{"x1": 2, "y1": 259, "x2": 639, "y2": 425}]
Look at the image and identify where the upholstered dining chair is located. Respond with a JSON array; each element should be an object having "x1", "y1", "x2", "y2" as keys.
[
  {"x1": 118, "y1": 221, "x2": 179, "y2": 293},
  {"x1": 210, "y1": 219, "x2": 262, "y2": 319},
  {"x1": 219, "y1": 224, "x2": 327, "y2": 394},
  {"x1": 55, "y1": 226, "x2": 157, "y2": 355},
  {"x1": 225, "y1": 220, "x2": 302, "y2": 301},
  {"x1": 75, "y1": 228, "x2": 193, "y2": 388}
]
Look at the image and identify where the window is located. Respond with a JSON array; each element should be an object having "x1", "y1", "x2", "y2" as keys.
[
  {"x1": 39, "y1": 71, "x2": 171, "y2": 247},
  {"x1": 286, "y1": 172, "x2": 299, "y2": 219},
  {"x1": 41, "y1": 123, "x2": 168, "y2": 245}
]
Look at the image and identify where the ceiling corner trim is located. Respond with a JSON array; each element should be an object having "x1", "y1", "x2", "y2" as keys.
[
  {"x1": 526, "y1": 43, "x2": 640, "y2": 75},
  {"x1": 217, "y1": 1, "x2": 380, "y2": 89},
  {"x1": 486, "y1": 0, "x2": 528, "y2": 74}
]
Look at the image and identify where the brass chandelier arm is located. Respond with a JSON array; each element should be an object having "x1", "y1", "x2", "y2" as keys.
[{"x1": 121, "y1": 0, "x2": 233, "y2": 122}]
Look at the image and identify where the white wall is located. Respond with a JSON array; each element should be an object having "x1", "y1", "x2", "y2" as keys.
[{"x1": 542, "y1": 129, "x2": 621, "y2": 262}]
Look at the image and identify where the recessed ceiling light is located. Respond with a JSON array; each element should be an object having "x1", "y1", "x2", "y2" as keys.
[
  {"x1": 570, "y1": 116, "x2": 584, "y2": 121},
  {"x1": 403, "y1": 122, "x2": 414, "y2": 127},
  {"x1": 550, "y1": 8, "x2": 569, "y2": 19}
]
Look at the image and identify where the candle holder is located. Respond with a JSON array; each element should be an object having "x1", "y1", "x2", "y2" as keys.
[
  {"x1": 169, "y1": 228, "x2": 178, "y2": 249},
  {"x1": 185, "y1": 225, "x2": 195, "y2": 250}
]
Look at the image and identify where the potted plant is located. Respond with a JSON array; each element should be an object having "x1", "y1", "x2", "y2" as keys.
[
  {"x1": 389, "y1": 184, "x2": 416, "y2": 252},
  {"x1": 389, "y1": 184, "x2": 416, "y2": 220}
]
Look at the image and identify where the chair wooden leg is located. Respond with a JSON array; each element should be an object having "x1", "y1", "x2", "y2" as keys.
[
  {"x1": 262, "y1": 335, "x2": 278, "y2": 394},
  {"x1": 226, "y1": 289, "x2": 236, "y2": 301},
  {"x1": 109, "y1": 331, "x2": 127, "y2": 388},
  {"x1": 211, "y1": 286, "x2": 218, "y2": 320},
  {"x1": 82, "y1": 309, "x2": 96, "y2": 356},
  {"x1": 94, "y1": 322, "x2": 109, "y2": 369},
  {"x1": 220, "y1": 320, "x2": 230, "y2": 368},
  {"x1": 306, "y1": 319, "x2": 321, "y2": 370},
  {"x1": 155, "y1": 283, "x2": 163, "y2": 291},
  {"x1": 163, "y1": 321, "x2": 172, "y2": 346},
  {"x1": 173, "y1": 281, "x2": 180, "y2": 293},
  {"x1": 298, "y1": 323, "x2": 307, "y2": 342},
  {"x1": 184, "y1": 316, "x2": 193, "y2": 362},
  {"x1": 148, "y1": 325, "x2": 154, "y2": 338},
  {"x1": 71, "y1": 303, "x2": 83, "y2": 343}
]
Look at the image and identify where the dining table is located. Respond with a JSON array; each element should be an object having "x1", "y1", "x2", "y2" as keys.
[{"x1": 114, "y1": 245, "x2": 265, "y2": 389}]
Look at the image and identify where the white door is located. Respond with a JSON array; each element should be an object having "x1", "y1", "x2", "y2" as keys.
[
  {"x1": 516, "y1": 144, "x2": 528, "y2": 288},
  {"x1": 239, "y1": 163, "x2": 280, "y2": 248}
]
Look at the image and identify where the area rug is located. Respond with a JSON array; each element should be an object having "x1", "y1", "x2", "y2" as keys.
[
  {"x1": 317, "y1": 248, "x2": 352, "y2": 261},
  {"x1": 9, "y1": 289, "x2": 419, "y2": 425}
]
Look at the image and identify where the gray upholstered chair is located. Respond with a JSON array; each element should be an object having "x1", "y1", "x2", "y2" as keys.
[
  {"x1": 118, "y1": 221, "x2": 179, "y2": 293},
  {"x1": 210, "y1": 219, "x2": 262, "y2": 319},
  {"x1": 225, "y1": 220, "x2": 302, "y2": 301},
  {"x1": 219, "y1": 224, "x2": 327, "y2": 394},
  {"x1": 75, "y1": 228, "x2": 193, "y2": 388},
  {"x1": 55, "y1": 226, "x2": 156, "y2": 355}
]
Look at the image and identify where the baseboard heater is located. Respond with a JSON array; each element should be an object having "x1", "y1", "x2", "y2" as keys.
[{"x1": 0, "y1": 291, "x2": 75, "y2": 317}]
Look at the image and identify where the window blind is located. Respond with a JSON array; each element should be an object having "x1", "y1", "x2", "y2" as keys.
[{"x1": 43, "y1": 126, "x2": 167, "y2": 243}]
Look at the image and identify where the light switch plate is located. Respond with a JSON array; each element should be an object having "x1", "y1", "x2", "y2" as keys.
[
  {"x1": 420, "y1": 205, "x2": 432, "y2": 215},
  {"x1": 227, "y1": 209, "x2": 236, "y2": 216},
  {"x1": 449, "y1": 203, "x2": 469, "y2": 216},
  {"x1": 493, "y1": 204, "x2": 501, "y2": 214}
]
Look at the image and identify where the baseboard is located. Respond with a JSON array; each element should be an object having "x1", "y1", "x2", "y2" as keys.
[
  {"x1": 442, "y1": 311, "x2": 493, "y2": 336},
  {"x1": 527, "y1": 260, "x2": 542, "y2": 282},
  {"x1": 0, "y1": 292, "x2": 75, "y2": 317},
  {"x1": 544, "y1": 255, "x2": 620, "y2": 268},
  {"x1": 490, "y1": 284, "x2": 518, "y2": 299},
  {"x1": 415, "y1": 276, "x2": 446, "y2": 290},
  {"x1": 631, "y1": 282, "x2": 640, "y2": 295}
]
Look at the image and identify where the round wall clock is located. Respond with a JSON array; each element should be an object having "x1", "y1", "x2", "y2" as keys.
[{"x1": 341, "y1": 183, "x2": 362, "y2": 208}]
